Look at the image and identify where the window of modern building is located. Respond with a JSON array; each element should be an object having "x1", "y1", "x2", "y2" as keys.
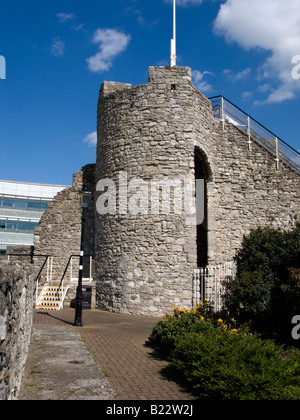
[
  {"x1": 0, "y1": 199, "x2": 48, "y2": 212},
  {"x1": 0, "y1": 180, "x2": 69, "y2": 254},
  {"x1": 15, "y1": 201, "x2": 28, "y2": 209},
  {"x1": 2, "y1": 200, "x2": 14, "y2": 208},
  {"x1": 0, "y1": 220, "x2": 39, "y2": 233},
  {"x1": 6, "y1": 221, "x2": 18, "y2": 231}
]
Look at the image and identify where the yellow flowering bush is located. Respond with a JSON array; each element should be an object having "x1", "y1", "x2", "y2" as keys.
[
  {"x1": 163, "y1": 300, "x2": 239, "y2": 334},
  {"x1": 148, "y1": 299, "x2": 300, "y2": 400}
]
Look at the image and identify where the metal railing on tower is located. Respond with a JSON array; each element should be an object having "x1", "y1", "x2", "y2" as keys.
[{"x1": 209, "y1": 95, "x2": 300, "y2": 172}]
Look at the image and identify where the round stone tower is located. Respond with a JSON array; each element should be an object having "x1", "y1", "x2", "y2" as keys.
[
  {"x1": 95, "y1": 65, "x2": 300, "y2": 316},
  {"x1": 95, "y1": 66, "x2": 213, "y2": 316}
]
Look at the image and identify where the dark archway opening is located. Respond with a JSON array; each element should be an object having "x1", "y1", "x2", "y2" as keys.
[{"x1": 194, "y1": 148, "x2": 211, "y2": 268}]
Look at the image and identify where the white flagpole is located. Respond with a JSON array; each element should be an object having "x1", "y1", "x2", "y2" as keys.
[
  {"x1": 170, "y1": 0, "x2": 177, "y2": 67},
  {"x1": 173, "y1": 0, "x2": 176, "y2": 43}
]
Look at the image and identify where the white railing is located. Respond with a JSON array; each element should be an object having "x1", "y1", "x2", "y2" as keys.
[
  {"x1": 35, "y1": 255, "x2": 94, "y2": 302},
  {"x1": 35, "y1": 256, "x2": 53, "y2": 305},
  {"x1": 209, "y1": 96, "x2": 300, "y2": 172},
  {"x1": 70, "y1": 255, "x2": 94, "y2": 282},
  {"x1": 193, "y1": 261, "x2": 236, "y2": 312}
]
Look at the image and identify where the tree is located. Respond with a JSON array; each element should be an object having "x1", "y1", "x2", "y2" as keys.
[{"x1": 222, "y1": 223, "x2": 300, "y2": 346}]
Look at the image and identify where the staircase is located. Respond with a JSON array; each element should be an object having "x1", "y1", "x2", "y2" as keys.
[{"x1": 36, "y1": 284, "x2": 69, "y2": 311}]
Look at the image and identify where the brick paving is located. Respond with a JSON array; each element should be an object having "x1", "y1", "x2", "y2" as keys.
[{"x1": 32, "y1": 308, "x2": 197, "y2": 400}]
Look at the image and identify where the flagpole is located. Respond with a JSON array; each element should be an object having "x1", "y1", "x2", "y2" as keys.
[
  {"x1": 170, "y1": 0, "x2": 177, "y2": 67},
  {"x1": 173, "y1": 0, "x2": 176, "y2": 44}
]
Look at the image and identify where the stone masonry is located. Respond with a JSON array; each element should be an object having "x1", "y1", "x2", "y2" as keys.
[
  {"x1": 95, "y1": 66, "x2": 300, "y2": 316},
  {"x1": 0, "y1": 263, "x2": 34, "y2": 400},
  {"x1": 33, "y1": 164, "x2": 96, "y2": 303}
]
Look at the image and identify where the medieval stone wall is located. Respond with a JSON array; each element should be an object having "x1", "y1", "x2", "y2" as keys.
[
  {"x1": 191, "y1": 87, "x2": 300, "y2": 263},
  {"x1": 34, "y1": 164, "x2": 96, "y2": 286},
  {"x1": 95, "y1": 66, "x2": 300, "y2": 316},
  {"x1": 0, "y1": 262, "x2": 34, "y2": 400},
  {"x1": 203, "y1": 120, "x2": 299, "y2": 263}
]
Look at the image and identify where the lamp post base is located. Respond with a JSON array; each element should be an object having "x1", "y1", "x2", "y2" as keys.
[{"x1": 74, "y1": 286, "x2": 83, "y2": 327}]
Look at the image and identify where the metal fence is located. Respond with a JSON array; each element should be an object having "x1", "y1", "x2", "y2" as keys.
[
  {"x1": 209, "y1": 96, "x2": 300, "y2": 172},
  {"x1": 193, "y1": 261, "x2": 236, "y2": 312}
]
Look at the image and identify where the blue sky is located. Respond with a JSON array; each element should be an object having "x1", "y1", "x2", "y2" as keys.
[{"x1": 1, "y1": 0, "x2": 300, "y2": 185}]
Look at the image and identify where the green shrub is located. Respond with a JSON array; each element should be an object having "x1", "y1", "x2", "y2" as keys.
[
  {"x1": 148, "y1": 304, "x2": 300, "y2": 400},
  {"x1": 148, "y1": 310, "x2": 215, "y2": 353},
  {"x1": 170, "y1": 329, "x2": 300, "y2": 400},
  {"x1": 148, "y1": 301, "x2": 237, "y2": 353},
  {"x1": 222, "y1": 224, "x2": 300, "y2": 345}
]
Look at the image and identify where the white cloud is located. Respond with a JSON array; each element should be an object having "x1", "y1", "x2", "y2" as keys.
[
  {"x1": 129, "y1": 9, "x2": 158, "y2": 28},
  {"x1": 83, "y1": 131, "x2": 97, "y2": 147},
  {"x1": 57, "y1": 13, "x2": 75, "y2": 23},
  {"x1": 214, "y1": 0, "x2": 300, "y2": 103},
  {"x1": 51, "y1": 37, "x2": 65, "y2": 57},
  {"x1": 87, "y1": 28, "x2": 131, "y2": 73},
  {"x1": 192, "y1": 70, "x2": 214, "y2": 93},
  {"x1": 241, "y1": 91, "x2": 253, "y2": 100},
  {"x1": 72, "y1": 23, "x2": 85, "y2": 32},
  {"x1": 223, "y1": 68, "x2": 252, "y2": 82},
  {"x1": 257, "y1": 83, "x2": 272, "y2": 93}
]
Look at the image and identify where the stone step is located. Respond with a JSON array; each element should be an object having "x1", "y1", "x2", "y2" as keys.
[
  {"x1": 36, "y1": 285, "x2": 69, "y2": 311},
  {"x1": 35, "y1": 304, "x2": 61, "y2": 310}
]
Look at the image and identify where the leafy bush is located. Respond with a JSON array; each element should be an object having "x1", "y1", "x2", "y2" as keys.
[
  {"x1": 148, "y1": 301, "x2": 237, "y2": 353},
  {"x1": 222, "y1": 224, "x2": 300, "y2": 345},
  {"x1": 149, "y1": 309, "x2": 213, "y2": 353},
  {"x1": 148, "y1": 304, "x2": 300, "y2": 400},
  {"x1": 171, "y1": 330, "x2": 300, "y2": 400}
]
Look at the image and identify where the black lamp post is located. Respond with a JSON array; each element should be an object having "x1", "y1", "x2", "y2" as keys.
[{"x1": 74, "y1": 184, "x2": 92, "y2": 327}]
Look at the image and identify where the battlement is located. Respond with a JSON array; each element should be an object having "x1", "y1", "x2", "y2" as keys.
[
  {"x1": 148, "y1": 66, "x2": 192, "y2": 83},
  {"x1": 100, "y1": 81, "x2": 132, "y2": 98}
]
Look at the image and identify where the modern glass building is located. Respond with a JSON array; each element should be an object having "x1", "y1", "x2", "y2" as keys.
[{"x1": 0, "y1": 180, "x2": 69, "y2": 255}]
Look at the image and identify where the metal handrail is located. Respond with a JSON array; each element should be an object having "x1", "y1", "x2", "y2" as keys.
[
  {"x1": 6, "y1": 251, "x2": 53, "y2": 303},
  {"x1": 209, "y1": 95, "x2": 300, "y2": 171},
  {"x1": 34, "y1": 256, "x2": 52, "y2": 304},
  {"x1": 56, "y1": 255, "x2": 79, "y2": 298},
  {"x1": 56, "y1": 254, "x2": 94, "y2": 298}
]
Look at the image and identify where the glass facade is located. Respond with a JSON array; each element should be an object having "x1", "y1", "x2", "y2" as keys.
[
  {"x1": 0, "y1": 199, "x2": 48, "y2": 211},
  {"x1": 0, "y1": 180, "x2": 69, "y2": 254},
  {"x1": 0, "y1": 219, "x2": 39, "y2": 233}
]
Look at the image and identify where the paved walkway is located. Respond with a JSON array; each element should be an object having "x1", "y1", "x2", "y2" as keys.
[
  {"x1": 20, "y1": 308, "x2": 197, "y2": 400},
  {"x1": 19, "y1": 324, "x2": 114, "y2": 400}
]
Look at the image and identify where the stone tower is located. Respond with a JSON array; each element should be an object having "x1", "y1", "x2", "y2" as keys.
[{"x1": 95, "y1": 66, "x2": 300, "y2": 316}]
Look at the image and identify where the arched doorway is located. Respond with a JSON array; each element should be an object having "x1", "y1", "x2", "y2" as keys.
[{"x1": 194, "y1": 148, "x2": 211, "y2": 267}]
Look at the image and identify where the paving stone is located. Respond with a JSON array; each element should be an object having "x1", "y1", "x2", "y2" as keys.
[
  {"x1": 20, "y1": 309, "x2": 197, "y2": 401},
  {"x1": 19, "y1": 323, "x2": 114, "y2": 400}
]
